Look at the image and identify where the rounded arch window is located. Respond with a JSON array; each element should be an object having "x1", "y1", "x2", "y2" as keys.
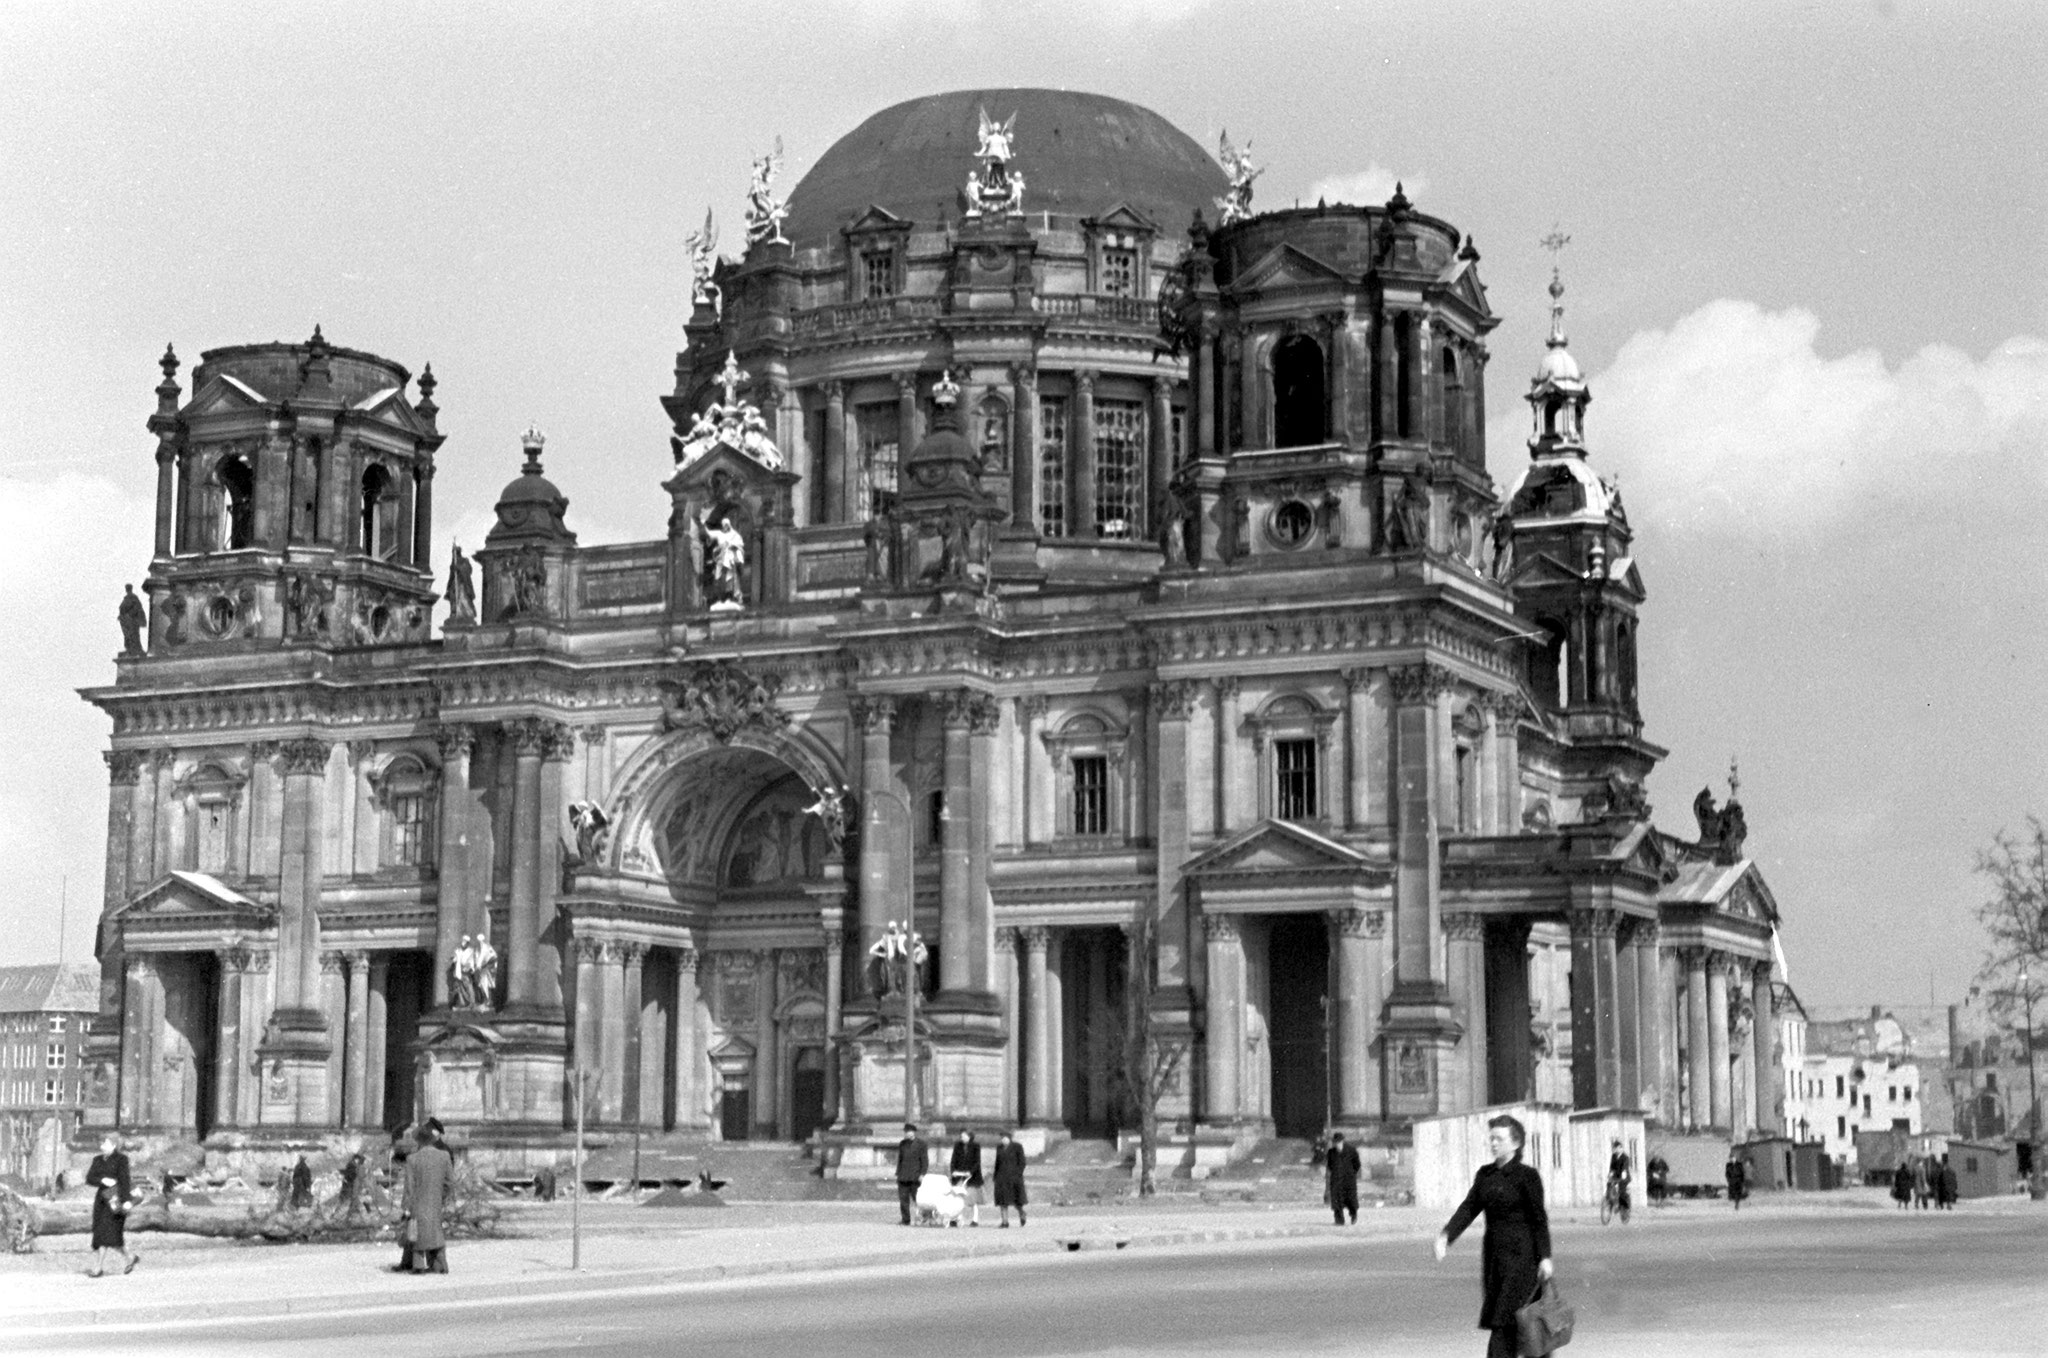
[
  {"x1": 361, "y1": 463, "x2": 397, "y2": 559},
  {"x1": 216, "y1": 454, "x2": 255, "y2": 550},
  {"x1": 1272, "y1": 335, "x2": 1327, "y2": 448}
]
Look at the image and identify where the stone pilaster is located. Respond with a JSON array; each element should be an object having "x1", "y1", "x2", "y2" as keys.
[
  {"x1": 1202, "y1": 913, "x2": 1243, "y2": 1125},
  {"x1": 1329, "y1": 907, "x2": 1386, "y2": 1122}
]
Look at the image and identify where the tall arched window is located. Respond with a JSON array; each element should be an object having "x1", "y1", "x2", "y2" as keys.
[
  {"x1": 1394, "y1": 314, "x2": 1416, "y2": 440},
  {"x1": 1271, "y1": 335, "x2": 1327, "y2": 448},
  {"x1": 1617, "y1": 620, "x2": 1639, "y2": 712},
  {"x1": 361, "y1": 464, "x2": 396, "y2": 559},
  {"x1": 1440, "y1": 346, "x2": 1464, "y2": 459},
  {"x1": 216, "y1": 454, "x2": 255, "y2": 550},
  {"x1": 1529, "y1": 617, "x2": 1569, "y2": 709}
]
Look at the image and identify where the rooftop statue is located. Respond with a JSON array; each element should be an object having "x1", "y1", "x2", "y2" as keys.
[
  {"x1": 966, "y1": 106, "x2": 1023, "y2": 218},
  {"x1": 686, "y1": 207, "x2": 722, "y2": 315},
  {"x1": 744, "y1": 137, "x2": 791, "y2": 248},
  {"x1": 1215, "y1": 130, "x2": 1261, "y2": 225},
  {"x1": 673, "y1": 351, "x2": 784, "y2": 470}
]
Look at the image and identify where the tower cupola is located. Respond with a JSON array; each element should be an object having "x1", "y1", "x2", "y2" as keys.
[{"x1": 1526, "y1": 267, "x2": 1590, "y2": 457}]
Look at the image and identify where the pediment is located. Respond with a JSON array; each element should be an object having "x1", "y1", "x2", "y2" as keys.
[
  {"x1": 1604, "y1": 556, "x2": 1647, "y2": 600},
  {"x1": 122, "y1": 871, "x2": 274, "y2": 921},
  {"x1": 665, "y1": 436, "x2": 795, "y2": 493},
  {"x1": 182, "y1": 373, "x2": 267, "y2": 418},
  {"x1": 1504, "y1": 550, "x2": 1584, "y2": 591},
  {"x1": 1184, "y1": 819, "x2": 1373, "y2": 877},
  {"x1": 1084, "y1": 202, "x2": 1160, "y2": 234},
  {"x1": 352, "y1": 386, "x2": 430, "y2": 436},
  {"x1": 1229, "y1": 242, "x2": 1347, "y2": 294},
  {"x1": 1435, "y1": 259, "x2": 1491, "y2": 316},
  {"x1": 844, "y1": 204, "x2": 909, "y2": 236}
]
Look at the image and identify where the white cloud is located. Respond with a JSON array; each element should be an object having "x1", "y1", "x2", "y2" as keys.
[
  {"x1": 1490, "y1": 300, "x2": 2048, "y2": 536},
  {"x1": 1305, "y1": 167, "x2": 1430, "y2": 211}
]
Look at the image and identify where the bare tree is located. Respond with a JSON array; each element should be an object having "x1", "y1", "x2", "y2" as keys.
[
  {"x1": 1119, "y1": 909, "x2": 1188, "y2": 1197},
  {"x1": 1974, "y1": 817, "x2": 2048, "y2": 1147}
]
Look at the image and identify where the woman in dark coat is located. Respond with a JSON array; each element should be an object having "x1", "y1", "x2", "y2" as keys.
[
  {"x1": 949, "y1": 1130, "x2": 985, "y2": 1227},
  {"x1": 86, "y1": 1134, "x2": 138, "y2": 1277},
  {"x1": 991, "y1": 1130, "x2": 1027, "y2": 1228},
  {"x1": 1435, "y1": 1114, "x2": 1552, "y2": 1358},
  {"x1": 1727, "y1": 1154, "x2": 1749, "y2": 1210}
]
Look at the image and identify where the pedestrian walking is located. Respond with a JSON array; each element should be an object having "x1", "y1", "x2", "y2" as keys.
[
  {"x1": 949, "y1": 1129, "x2": 985, "y2": 1227},
  {"x1": 289, "y1": 1154, "x2": 314, "y2": 1210},
  {"x1": 895, "y1": 1123, "x2": 928, "y2": 1226},
  {"x1": 1889, "y1": 1157, "x2": 1913, "y2": 1209},
  {"x1": 1937, "y1": 1154, "x2": 1958, "y2": 1209},
  {"x1": 1434, "y1": 1114, "x2": 1553, "y2": 1358},
  {"x1": 400, "y1": 1118, "x2": 453, "y2": 1274},
  {"x1": 1326, "y1": 1131, "x2": 1362, "y2": 1225},
  {"x1": 85, "y1": 1134, "x2": 139, "y2": 1278},
  {"x1": 1726, "y1": 1153, "x2": 1748, "y2": 1210},
  {"x1": 992, "y1": 1129, "x2": 1028, "y2": 1228}
]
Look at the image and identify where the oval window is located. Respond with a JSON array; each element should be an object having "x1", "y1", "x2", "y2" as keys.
[{"x1": 1273, "y1": 500, "x2": 1314, "y2": 547}]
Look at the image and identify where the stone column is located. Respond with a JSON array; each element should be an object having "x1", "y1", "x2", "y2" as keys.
[
  {"x1": 1150, "y1": 681, "x2": 1197, "y2": 991},
  {"x1": 820, "y1": 920, "x2": 844, "y2": 1125},
  {"x1": 939, "y1": 690, "x2": 974, "y2": 994},
  {"x1": 1707, "y1": 955, "x2": 1733, "y2": 1130},
  {"x1": 238, "y1": 953, "x2": 270, "y2": 1126},
  {"x1": 214, "y1": 950, "x2": 246, "y2": 1130},
  {"x1": 366, "y1": 954, "x2": 390, "y2": 1128},
  {"x1": 1683, "y1": 948, "x2": 1711, "y2": 1130},
  {"x1": 855, "y1": 696, "x2": 897, "y2": 984},
  {"x1": 622, "y1": 943, "x2": 648, "y2": 1126},
  {"x1": 996, "y1": 928, "x2": 1020, "y2": 1123},
  {"x1": 412, "y1": 462, "x2": 434, "y2": 567},
  {"x1": 1121, "y1": 687, "x2": 1148, "y2": 845},
  {"x1": 1634, "y1": 923, "x2": 1667, "y2": 1121},
  {"x1": 1195, "y1": 326, "x2": 1218, "y2": 459},
  {"x1": 1752, "y1": 962, "x2": 1779, "y2": 1135},
  {"x1": 673, "y1": 948, "x2": 703, "y2": 1130},
  {"x1": 320, "y1": 952, "x2": 346, "y2": 1123},
  {"x1": 967, "y1": 695, "x2": 999, "y2": 992},
  {"x1": 536, "y1": 726, "x2": 574, "y2": 1011},
  {"x1": 1341, "y1": 669, "x2": 1372, "y2": 830},
  {"x1": 1215, "y1": 676, "x2": 1244, "y2": 834},
  {"x1": 1568, "y1": 907, "x2": 1622, "y2": 1110},
  {"x1": 824, "y1": 381, "x2": 847, "y2": 523},
  {"x1": 572, "y1": 937, "x2": 601, "y2": 1089},
  {"x1": 896, "y1": 373, "x2": 920, "y2": 473},
  {"x1": 1149, "y1": 375, "x2": 1172, "y2": 536},
  {"x1": 1074, "y1": 369, "x2": 1097, "y2": 538},
  {"x1": 120, "y1": 956, "x2": 151, "y2": 1126},
  {"x1": 153, "y1": 445, "x2": 177, "y2": 556},
  {"x1": 507, "y1": 720, "x2": 549, "y2": 1010},
  {"x1": 599, "y1": 941, "x2": 630, "y2": 1123},
  {"x1": 274, "y1": 738, "x2": 332, "y2": 1020},
  {"x1": 1021, "y1": 927, "x2": 1053, "y2": 1125},
  {"x1": 431, "y1": 725, "x2": 476, "y2": 1009},
  {"x1": 1020, "y1": 696, "x2": 1048, "y2": 848},
  {"x1": 1444, "y1": 913, "x2": 1488, "y2": 1111},
  {"x1": 1330, "y1": 908, "x2": 1385, "y2": 1122},
  {"x1": 344, "y1": 951, "x2": 370, "y2": 1125},
  {"x1": 1614, "y1": 922, "x2": 1642, "y2": 1113},
  {"x1": 1009, "y1": 364, "x2": 1037, "y2": 530},
  {"x1": 1387, "y1": 666, "x2": 1446, "y2": 986},
  {"x1": 1202, "y1": 914, "x2": 1242, "y2": 1124},
  {"x1": 1044, "y1": 935, "x2": 1066, "y2": 1124},
  {"x1": 1490, "y1": 694, "x2": 1521, "y2": 832}
]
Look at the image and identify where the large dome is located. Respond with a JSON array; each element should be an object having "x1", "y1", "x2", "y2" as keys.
[{"x1": 782, "y1": 88, "x2": 1230, "y2": 248}]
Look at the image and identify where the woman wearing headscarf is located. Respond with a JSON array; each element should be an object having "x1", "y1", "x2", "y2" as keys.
[
  {"x1": 85, "y1": 1134, "x2": 139, "y2": 1277},
  {"x1": 1434, "y1": 1114, "x2": 1553, "y2": 1358}
]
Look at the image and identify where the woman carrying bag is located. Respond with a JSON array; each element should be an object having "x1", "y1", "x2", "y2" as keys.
[
  {"x1": 1435, "y1": 1114, "x2": 1565, "y2": 1357},
  {"x1": 85, "y1": 1134, "x2": 139, "y2": 1278}
]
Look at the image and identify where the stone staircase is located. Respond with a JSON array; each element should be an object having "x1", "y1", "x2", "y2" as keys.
[{"x1": 578, "y1": 1137, "x2": 890, "y2": 1202}]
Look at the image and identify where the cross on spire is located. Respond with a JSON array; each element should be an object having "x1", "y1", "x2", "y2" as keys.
[
  {"x1": 717, "y1": 350, "x2": 750, "y2": 409},
  {"x1": 1540, "y1": 225, "x2": 1572, "y2": 347}
]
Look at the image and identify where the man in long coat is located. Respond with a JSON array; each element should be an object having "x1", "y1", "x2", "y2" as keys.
[
  {"x1": 992, "y1": 1130, "x2": 1027, "y2": 1227},
  {"x1": 895, "y1": 1123, "x2": 928, "y2": 1226},
  {"x1": 1326, "y1": 1131, "x2": 1363, "y2": 1225},
  {"x1": 402, "y1": 1118, "x2": 454, "y2": 1273}
]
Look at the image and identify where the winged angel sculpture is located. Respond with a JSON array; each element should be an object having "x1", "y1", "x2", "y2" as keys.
[
  {"x1": 1216, "y1": 130, "x2": 1262, "y2": 225},
  {"x1": 967, "y1": 106, "x2": 1024, "y2": 217},
  {"x1": 745, "y1": 137, "x2": 791, "y2": 247},
  {"x1": 686, "y1": 207, "x2": 721, "y2": 314}
]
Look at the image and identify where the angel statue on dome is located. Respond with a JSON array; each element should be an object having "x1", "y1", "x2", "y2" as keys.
[
  {"x1": 744, "y1": 137, "x2": 791, "y2": 248},
  {"x1": 1216, "y1": 130, "x2": 1262, "y2": 225},
  {"x1": 967, "y1": 106, "x2": 1021, "y2": 217},
  {"x1": 976, "y1": 106, "x2": 1016, "y2": 163},
  {"x1": 686, "y1": 207, "x2": 721, "y2": 314}
]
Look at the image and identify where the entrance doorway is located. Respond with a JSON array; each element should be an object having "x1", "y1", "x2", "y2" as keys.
[
  {"x1": 381, "y1": 951, "x2": 432, "y2": 1133},
  {"x1": 159, "y1": 953, "x2": 221, "y2": 1139},
  {"x1": 719, "y1": 1083, "x2": 752, "y2": 1141},
  {"x1": 790, "y1": 1047, "x2": 827, "y2": 1142},
  {"x1": 1060, "y1": 928, "x2": 1127, "y2": 1138},
  {"x1": 1266, "y1": 914, "x2": 1330, "y2": 1138}
]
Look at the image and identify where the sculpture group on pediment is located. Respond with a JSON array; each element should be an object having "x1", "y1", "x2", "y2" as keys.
[
  {"x1": 657, "y1": 660, "x2": 786, "y2": 743},
  {"x1": 1692, "y1": 787, "x2": 1749, "y2": 864}
]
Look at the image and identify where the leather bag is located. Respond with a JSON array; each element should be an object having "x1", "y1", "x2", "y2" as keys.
[{"x1": 1515, "y1": 1278, "x2": 1575, "y2": 1356}]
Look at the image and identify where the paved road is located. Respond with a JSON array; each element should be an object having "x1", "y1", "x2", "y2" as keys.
[{"x1": 22, "y1": 1207, "x2": 2046, "y2": 1357}]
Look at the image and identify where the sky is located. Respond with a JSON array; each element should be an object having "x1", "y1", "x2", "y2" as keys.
[{"x1": 2, "y1": 0, "x2": 2044, "y2": 1010}]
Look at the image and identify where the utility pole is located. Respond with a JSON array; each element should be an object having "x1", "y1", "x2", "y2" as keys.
[{"x1": 2021, "y1": 962, "x2": 2041, "y2": 1192}]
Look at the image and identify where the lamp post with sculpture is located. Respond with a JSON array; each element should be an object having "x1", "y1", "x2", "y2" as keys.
[{"x1": 806, "y1": 782, "x2": 928, "y2": 1124}]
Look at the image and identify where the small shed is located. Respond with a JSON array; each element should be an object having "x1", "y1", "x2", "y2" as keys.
[
  {"x1": 1946, "y1": 1140, "x2": 2019, "y2": 1199},
  {"x1": 1735, "y1": 1135, "x2": 1796, "y2": 1191}
]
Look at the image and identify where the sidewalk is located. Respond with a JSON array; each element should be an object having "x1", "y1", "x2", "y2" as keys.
[{"x1": 1, "y1": 1187, "x2": 2031, "y2": 1333}]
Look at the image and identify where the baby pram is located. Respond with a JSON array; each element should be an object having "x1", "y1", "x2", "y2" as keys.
[{"x1": 914, "y1": 1172, "x2": 969, "y2": 1227}]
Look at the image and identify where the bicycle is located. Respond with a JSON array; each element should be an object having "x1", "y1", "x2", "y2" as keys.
[{"x1": 1601, "y1": 1175, "x2": 1631, "y2": 1225}]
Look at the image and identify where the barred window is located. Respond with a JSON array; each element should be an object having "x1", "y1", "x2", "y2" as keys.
[
  {"x1": 1039, "y1": 397, "x2": 1068, "y2": 537},
  {"x1": 1071, "y1": 756, "x2": 1110, "y2": 836},
  {"x1": 863, "y1": 250, "x2": 897, "y2": 299},
  {"x1": 46, "y1": 1044, "x2": 64, "y2": 1070},
  {"x1": 391, "y1": 792, "x2": 428, "y2": 866},
  {"x1": 44, "y1": 1079, "x2": 58, "y2": 1104},
  {"x1": 47, "y1": 1017, "x2": 65, "y2": 1034},
  {"x1": 1093, "y1": 399, "x2": 1145, "y2": 539},
  {"x1": 1102, "y1": 248, "x2": 1137, "y2": 297},
  {"x1": 1275, "y1": 738, "x2": 1319, "y2": 821},
  {"x1": 858, "y1": 402, "x2": 900, "y2": 521}
]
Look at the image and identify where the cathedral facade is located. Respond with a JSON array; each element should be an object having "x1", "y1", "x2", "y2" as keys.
[{"x1": 82, "y1": 88, "x2": 1786, "y2": 1169}]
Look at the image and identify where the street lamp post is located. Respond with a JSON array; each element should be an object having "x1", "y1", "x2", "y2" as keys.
[
  {"x1": 897, "y1": 921, "x2": 924, "y2": 1125},
  {"x1": 2021, "y1": 962, "x2": 2041, "y2": 1192}
]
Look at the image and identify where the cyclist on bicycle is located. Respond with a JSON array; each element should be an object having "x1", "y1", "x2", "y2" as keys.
[{"x1": 1607, "y1": 1139, "x2": 1632, "y2": 1216}]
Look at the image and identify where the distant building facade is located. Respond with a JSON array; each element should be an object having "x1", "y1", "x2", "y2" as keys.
[
  {"x1": 80, "y1": 89, "x2": 1791, "y2": 1170},
  {"x1": 0, "y1": 964, "x2": 98, "y2": 1181}
]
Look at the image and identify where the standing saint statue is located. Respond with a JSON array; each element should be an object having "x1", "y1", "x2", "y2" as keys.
[
  {"x1": 702, "y1": 512, "x2": 747, "y2": 608},
  {"x1": 117, "y1": 584, "x2": 146, "y2": 655},
  {"x1": 445, "y1": 544, "x2": 477, "y2": 624},
  {"x1": 473, "y1": 934, "x2": 499, "y2": 1010},
  {"x1": 450, "y1": 935, "x2": 478, "y2": 1009}
]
